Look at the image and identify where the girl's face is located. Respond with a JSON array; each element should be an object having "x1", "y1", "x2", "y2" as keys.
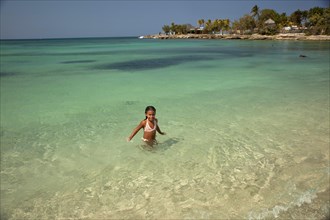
[{"x1": 145, "y1": 110, "x2": 156, "y2": 121}]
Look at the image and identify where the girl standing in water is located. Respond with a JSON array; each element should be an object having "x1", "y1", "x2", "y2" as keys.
[{"x1": 127, "y1": 106, "x2": 166, "y2": 146}]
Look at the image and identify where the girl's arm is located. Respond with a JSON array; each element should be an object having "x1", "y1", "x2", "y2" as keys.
[
  {"x1": 127, "y1": 121, "x2": 144, "y2": 141},
  {"x1": 156, "y1": 120, "x2": 166, "y2": 135}
]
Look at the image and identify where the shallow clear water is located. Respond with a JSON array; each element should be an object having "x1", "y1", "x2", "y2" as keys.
[{"x1": 1, "y1": 37, "x2": 329, "y2": 219}]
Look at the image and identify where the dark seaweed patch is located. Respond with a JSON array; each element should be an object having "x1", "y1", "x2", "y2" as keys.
[
  {"x1": 96, "y1": 55, "x2": 212, "y2": 71},
  {"x1": 60, "y1": 60, "x2": 96, "y2": 64},
  {"x1": 125, "y1": 101, "x2": 138, "y2": 105}
]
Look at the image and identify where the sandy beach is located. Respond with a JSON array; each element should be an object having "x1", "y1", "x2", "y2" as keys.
[{"x1": 142, "y1": 33, "x2": 330, "y2": 41}]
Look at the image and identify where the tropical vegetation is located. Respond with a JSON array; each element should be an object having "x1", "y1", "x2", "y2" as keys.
[{"x1": 162, "y1": 6, "x2": 330, "y2": 35}]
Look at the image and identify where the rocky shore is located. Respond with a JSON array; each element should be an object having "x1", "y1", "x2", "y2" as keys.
[{"x1": 142, "y1": 33, "x2": 330, "y2": 41}]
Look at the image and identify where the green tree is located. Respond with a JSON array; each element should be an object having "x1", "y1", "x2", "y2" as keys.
[
  {"x1": 215, "y1": 19, "x2": 230, "y2": 34},
  {"x1": 231, "y1": 20, "x2": 242, "y2": 34},
  {"x1": 306, "y1": 7, "x2": 330, "y2": 35},
  {"x1": 323, "y1": 8, "x2": 330, "y2": 34},
  {"x1": 161, "y1": 6, "x2": 329, "y2": 36},
  {"x1": 241, "y1": 14, "x2": 255, "y2": 34},
  {"x1": 212, "y1": 19, "x2": 222, "y2": 34},
  {"x1": 178, "y1": 24, "x2": 189, "y2": 34},
  {"x1": 289, "y1": 9, "x2": 303, "y2": 26},
  {"x1": 222, "y1": 19, "x2": 230, "y2": 34},
  {"x1": 308, "y1": 6, "x2": 324, "y2": 17},
  {"x1": 278, "y1": 13, "x2": 288, "y2": 30},
  {"x1": 205, "y1": 19, "x2": 213, "y2": 34},
  {"x1": 162, "y1": 25, "x2": 171, "y2": 35},
  {"x1": 233, "y1": 14, "x2": 255, "y2": 34},
  {"x1": 301, "y1": 10, "x2": 309, "y2": 26},
  {"x1": 170, "y1": 22, "x2": 177, "y2": 34}
]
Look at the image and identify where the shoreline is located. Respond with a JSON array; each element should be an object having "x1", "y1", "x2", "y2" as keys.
[{"x1": 142, "y1": 33, "x2": 330, "y2": 41}]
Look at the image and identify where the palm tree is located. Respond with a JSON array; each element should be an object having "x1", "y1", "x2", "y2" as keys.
[
  {"x1": 222, "y1": 19, "x2": 230, "y2": 34},
  {"x1": 278, "y1": 13, "x2": 288, "y2": 30},
  {"x1": 162, "y1": 25, "x2": 171, "y2": 35},
  {"x1": 198, "y1": 19, "x2": 205, "y2": 28},
  {"x1": 251, "y1": 5, "x2": 260, "y2": 21},
  {"x1": 197, "y1": 19, "x2": 205, "y2": 34},
  {"x1": 170, "y1": 22, "x2": 177, "y2": 35},
  {"x1": 214, "y1": 19, "x2": 223, "y2": 34},
  {"x1": 205, "y1": 19, "x2": 213, "y2": 34}
]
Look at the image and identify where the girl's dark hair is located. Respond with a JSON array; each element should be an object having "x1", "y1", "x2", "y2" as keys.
[{"x1": 145, "y1": 106, "x2": 156, "y2": 119}]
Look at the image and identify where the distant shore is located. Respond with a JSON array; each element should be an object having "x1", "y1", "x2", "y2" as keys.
[{"x1": 141, "y1": 33, "x2": 330, "y2": 41}]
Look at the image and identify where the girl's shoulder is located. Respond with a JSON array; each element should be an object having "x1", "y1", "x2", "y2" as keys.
[{"x1": 140, "y1": 119, "x2": 147, "y2": 126}]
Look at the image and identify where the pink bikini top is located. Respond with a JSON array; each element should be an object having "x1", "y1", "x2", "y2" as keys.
[{"x1": 144, "y1": 120, "x2": 157, "y2": 132}]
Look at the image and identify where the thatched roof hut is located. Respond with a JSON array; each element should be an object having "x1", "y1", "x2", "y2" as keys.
[{"x1": 265, "y1": 19, "x2": 275, "y2": 25}]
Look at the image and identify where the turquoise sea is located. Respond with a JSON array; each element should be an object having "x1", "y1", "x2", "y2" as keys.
[{"x1": 0, "y1": 37, "x2": 329, "y2": 219}]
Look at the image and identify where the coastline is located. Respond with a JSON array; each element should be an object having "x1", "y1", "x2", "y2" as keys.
[{"x1": 142, "y1": 33, "x2": 330, "y2": 41}]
